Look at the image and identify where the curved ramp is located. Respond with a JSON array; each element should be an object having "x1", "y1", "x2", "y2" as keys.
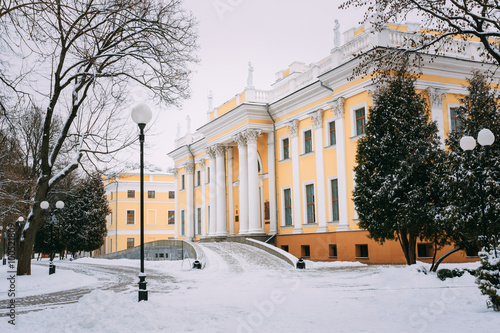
[{"x1": 199, "y1": 242, "x2": 294, "y2": 273}]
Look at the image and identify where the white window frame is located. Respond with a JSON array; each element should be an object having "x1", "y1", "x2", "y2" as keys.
[
  {"x1": 327, "y1": 176, "x2": 339, "y2": 223},
  {"x1": 126, "y1": 209, "x2": 136, "y2": 225},
  {"x1": 324, "y1": 115, "x2": 336, "y2": 148},
  {"x1": 180, "y1": 173, "x2": 186, "y2": 191},
  {"x1": 109, "y1": 211, "x2": 113, "y2": 226},
  {"x1": 180, "y1": 209, "x2": 186, "y2": 236},
  {"x1": 302, "y1": 181, "x2": 317, "y2": 225},
  {"x1": 167, "y1": 210, "x2": 176, "y2": 225},
  {"x1": 301, "y1": 126, "x2": 314, "y2": 155},
  {"x1": 447, "y1": 103, "x2": 461, "y2": 134},
  {"x1": 196, "y1": 206, "x2": 202, "y2": 235},
  {"x1": 281, "y1": 186, "x2": 293, "y2": 227},
  {"x1": 350, "y1": 102, "x2": 368, "y2": 139},
  {"x1": 279, "y1": 134, "x2": 291, "y2": 161}
]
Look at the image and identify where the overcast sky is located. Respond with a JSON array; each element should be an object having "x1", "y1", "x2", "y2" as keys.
[{"x1": 126, "y1": 0, "x2": 368, "y2": 170}]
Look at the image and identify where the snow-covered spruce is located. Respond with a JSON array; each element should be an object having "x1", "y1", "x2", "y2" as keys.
[{"x1": 476, "y1": 247, "x2": 500, "y2": 311}]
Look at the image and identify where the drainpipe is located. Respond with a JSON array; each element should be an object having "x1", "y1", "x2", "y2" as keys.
[
  {"x1": 115, "y1": 174, "x2": 118, "y2": 253},
  {"x1": 266, "y1": 104, "x2": 279, "y2": 237},
  {"x1": 187, "y1": 144, "x2": 196, "y2": 242},
  {"x1": 319, "y1": 80, "x2": 334, "y2": 93}
]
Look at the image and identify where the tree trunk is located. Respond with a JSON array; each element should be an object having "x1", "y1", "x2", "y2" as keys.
[
  {"x1": 398, "y1": 230, "x2": 417, "y2": 265},
  {"x1": 430, "y1": 247, "x2": 461, "y2": 272}
]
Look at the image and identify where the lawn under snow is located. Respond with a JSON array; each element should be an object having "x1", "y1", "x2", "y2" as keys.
[{"x1": 1, "y1": 243, "x2": 498, "y2": 333}]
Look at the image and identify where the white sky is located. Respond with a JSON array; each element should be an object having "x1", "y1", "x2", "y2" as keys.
[{"x1": 129, "y1": 0, "x2": 367, "y2": 170}]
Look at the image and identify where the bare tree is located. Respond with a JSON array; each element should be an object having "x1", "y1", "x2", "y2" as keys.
[
  {"x1": 1, "y1": 0, "x2": 198, "y2": 275},
  {"x1": 340, "y1": 0, "x2": 500, "y2": 75}
]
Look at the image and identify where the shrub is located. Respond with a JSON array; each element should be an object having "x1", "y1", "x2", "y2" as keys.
[{"x1": 476, "y1": 247, "x2": 500, "y2": 311}]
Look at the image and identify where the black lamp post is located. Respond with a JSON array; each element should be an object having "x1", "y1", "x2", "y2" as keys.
[
  {"x1": 131, "y1": 103, "x2": 152, "y2": 302},
  {"x1": 460, "y1": 128, "x2": 496, "y2": 251},
  {"x1": 41, "y1": 200, "x2": 65, "y2": 275},
  {"x1": 0, "y1": 225, "x2": 5, "y2": 265}
]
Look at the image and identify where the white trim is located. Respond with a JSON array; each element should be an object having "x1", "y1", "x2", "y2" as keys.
[
  {"x1": 107, "y1": 229, "x2": 176, "y2": 236},
  {"x1": 279, "y1": 134, "x2": 291, "y2": 161},
  {"x1": 350, "y1": 102, "x2": 367, "y2": 138},
  {"x1": 126, "y1": 209, "x2": 136, "y2": 226},
  {"x1": 327, "y1": 176, "x2": 339, "y2": 223},
  {"x1": 302, "y1": 181, "x2": 317, "y2": 225},
  {"x1": 281, "y1": 186, "x2": 293, "y2": 227},
  {"x1": 301, "y1": 126, "x2": 314, "y2": 155},
  {"x1": 147, "y1": 209, "x2": 157, "y2": 225},
  {"x1": 324, "y1": 115, "x2": 336, "y2": 147},
  {"x1": 447, "y1": 103, "x2": 461, "y2": 134}
]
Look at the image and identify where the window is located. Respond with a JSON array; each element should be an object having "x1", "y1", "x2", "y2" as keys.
[
  {"x1": 301, "y1": 245, "x2": 311, "y2": 258},
  {"x1": 196, "y1": 170, "x2": 201, "y2": 186},
  {"x1": 329, "y1": 121, "x2": 336, "y2": 145},
  {"x1": 197, "y1": 207, "x2": 202, "y2": 235},
  {"x1": 306, "y1": 184, "x2": 315, "y2": 223},
  {"x1": 355, "y1": 107, "x2": 366, "y2": 136},
  {"x1": 127, "y1": 238, "x2": 135, "y2": 249},
  {"x1": 417, "y1": 243, "x2": 433, "y2": 258},
  {"x1": 110, "y1": 192, "x2": 113, "y2": 200},
  {"x1": 181, "y1": 210, "x2": 185, "y2": 236},
  {"x1": 284, "y1": 189, "x2": 292, "y2": 226},
  {"x1": 465, "y1": 244, "x2": 479, "y2": 257},
  {"x1": 356, "y1": 244, "x2": 369, "y2": 258},
  {"x1": 169, "y1": 191, "x2": 175, "y2": 199},
  {"x1": 304, "y1": 130, "x2": 313, "y2": 153},
  {"x1": 148, "y1": 191, "x2": 155, "y2": 199},
  {"x1": 109, "y1": 211, "x2": 113, "y2": 226},
  {"x1": 450, "y1": 107, "x2": 462, "y2": 133},
  {"x1": 281, "y1": 245, "x2": 289, "y2": 252},
  {"x1": 168, "y1": 211, "x2": 175, "y2": 225},
  {"x1": 264, "y1": 201, "x2": 270, "y2": 221},
  {"x1": 207, "y1": 167, "x2": 210, "y2": 183},
  {"x1": 127, "y1": 190, "x2": 135, "y2": 198},
  {"x1": 331, "y1": 179, "x2": 339, "y2": 221},
  {"x1": 110, "y1": 239, "x2": 113, "y2": 253},
  {"x1": 126, "y1": 210, "x2": 135, "y2": 225},
  {"x1": 329, "y1": 244, "x2": 338, "y2": 258},
  {"x1": 282, "y1": 138, "x2": 290, "y2": 160},
  {"x1": 181, "y1": 174, "x2": 185, "y2": 190}
]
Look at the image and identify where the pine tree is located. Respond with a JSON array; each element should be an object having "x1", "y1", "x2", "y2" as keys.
[
  {"x1": 445, "y1": 71, "x2": 500, "y2": 253},
  {"x1": 353, "y1": 70, "x2": 446, "y2": 265}
]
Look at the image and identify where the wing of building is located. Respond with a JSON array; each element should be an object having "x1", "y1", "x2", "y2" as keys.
[{"x1": 105, "y1": 19, "x2": 497, "y2": 263}]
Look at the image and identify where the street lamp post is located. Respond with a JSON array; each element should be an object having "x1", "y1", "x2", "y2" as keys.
[
  {"x1": 131, "y1": 103, "x2": 152, "y2": 302},
  {"x1": 41, "y1": 200, "x2": 65, "y2": 275},
  {"x1": 0, "y1": 226, "x2": 5, "y2": 265},
  {"x1": 460, "y1": 128, "x2": 496, "y2": 252}
]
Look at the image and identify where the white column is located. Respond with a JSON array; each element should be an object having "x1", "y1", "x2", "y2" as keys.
[
  {"x1": 200, "y1": 159, "x2": 207, "y2": 237},
  {"x1": 235, "y1": 133, "x2": 249, "y2": 235},
  {"x1": 331, "y1": 97, "x2": 349, "y2": 231},
  {"x1": 427, "y1": 87, "x2": 446, "y2": 148},
  {"x1": 207, "y1": 147, "x2": 217, "y2": 236},
  {"x1": 173, "y1": 168, "x2": 179, "y2": 239},
  {"x1": 267, "y1": 132, "x2": 277, "y2": 234},
  {"x1": 287, "y1": 119, "x2": 302, "y2": 234},
  {"x1": 311, "y1": 110, "x2": 327, "y2": 232},
  {"x1": 215, "y1": 144, "x2": 228, "y2": 236},
  {"x1": 185, "y1": 162, "x2": 195, "y2": 240},
  {"x1": 228, "y1": 148, "x2": 234, "y2": 236},
  {"x1": 247, "y1": 129, "x2": 263, "y2": 234}
]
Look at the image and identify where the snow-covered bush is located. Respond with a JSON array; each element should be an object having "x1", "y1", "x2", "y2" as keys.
[{"x1": 476, "y1": 247, "x2": 500, "y2": 311}]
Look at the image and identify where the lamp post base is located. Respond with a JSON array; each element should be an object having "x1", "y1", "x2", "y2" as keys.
[
  {"x1": 49, "y1": 262, "x2": 56, "y2": 275},
  {"x1": 138, "y1": 275, "x2": 148, "y2": 302}
]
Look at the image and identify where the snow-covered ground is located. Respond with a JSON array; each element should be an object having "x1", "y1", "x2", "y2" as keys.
[{"x1": 1, "y1": 243, "x2": 498, "y2": 333}]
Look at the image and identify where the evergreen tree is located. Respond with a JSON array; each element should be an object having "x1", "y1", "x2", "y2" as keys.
[
  {"x1": 59, "y1": 175, "x2": 109, "y2": 255},
  {"x1": 353, "y1": 70, "x2": 446, "y2": 265},
  {"x1": 445, "y1": 71, "x2": 500, "y2": 254}
]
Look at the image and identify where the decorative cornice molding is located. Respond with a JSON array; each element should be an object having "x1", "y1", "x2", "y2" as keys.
[
  {"x1": 286, "y1": 119, "x2": 300, "y2": 137},
  {"x1": 310, "y1": 109, "x2": 323, "y2": 129},
  {"x1": 199, "y1": 158, "x2": 207, "y2": 169},
  {"x1": 245, "y1": 129, "x2": 262, "y2": 144},
  {"x1": 427, "y1": 87, "x2": 447, "y2": 108}
]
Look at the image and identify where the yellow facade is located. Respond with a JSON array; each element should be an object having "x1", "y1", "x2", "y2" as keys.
[
  {"x1": 103, "y1": 172, "x2": 176, "y2": 254},
  {"x1": 165, "y1": 21, "x2": 494, "y2": 263}
]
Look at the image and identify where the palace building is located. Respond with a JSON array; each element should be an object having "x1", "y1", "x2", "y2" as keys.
[
  {"x1": 102, "y1": 171, "x2": 176, "y2": 253},
  {"x1": 166, "y1": 18, "x2": 497, "y2": 264}
]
